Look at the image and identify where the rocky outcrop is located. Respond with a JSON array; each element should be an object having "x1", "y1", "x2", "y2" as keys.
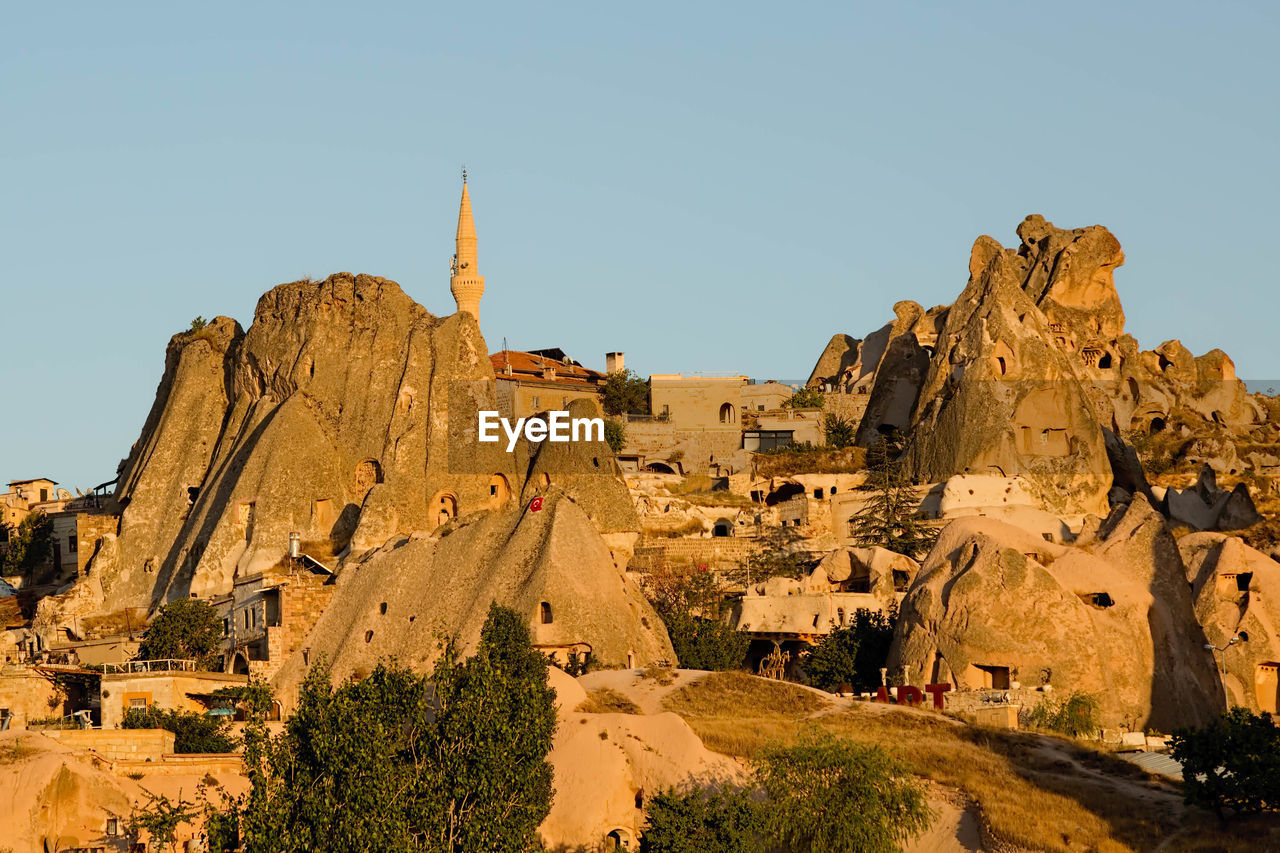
[
  {"x1": 889, "y1": 500, "x2": 1221, "y2": 731},
  {"x1": 38, "y1": 273, "x2": 652, "y2": 681},
  {"x1": 905, "y1": 237, "x2": 1113, "y2": 518},
  {"x1": 57, "y1": 275, "x2": 509, "y2": 616},
  {"x1": 1180, "y1": 532, "x2": 1280, "y2": 713},
  {"x1": 269, "y1": 490, "x2": 671, "y2": 705}
]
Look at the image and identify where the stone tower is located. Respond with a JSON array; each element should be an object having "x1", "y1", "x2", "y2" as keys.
[{"x1": 449, "y1": 175, "x2": 485, "y2": 318}]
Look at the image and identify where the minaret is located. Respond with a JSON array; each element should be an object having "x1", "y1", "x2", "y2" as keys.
[{"x1": 450, "y1": 170, "x2": 485, "y2": 318}]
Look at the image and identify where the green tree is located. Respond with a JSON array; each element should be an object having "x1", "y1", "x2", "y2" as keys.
[
  {"x1": 645, "y1": 563, "x2": 747, "y2": 671},
  {"x1": 803, "y1": 607, "x2": 897, "y2": 693},
  {"x1": 784, "y1": 387, "x2": 825, "y2": 410},
  {"x1": 1170, "y1": 708, "x2": 1280, "y2": 826},
  {"x1": 604, "y1": 418, "x2": 627, "y2": 454},
  {"x1": 849, "y1": 431, "x2": 935, "y2": 559},
  {"x1": 755, "y1": 728, "x2": 932, "y2": 853},
  {"x1": 661, "y1": 610, "x2": 748, "y2": 671},
  {"x1": 228, "y1": 603, "x2": 556, "y2": 853},
  {"x1": 823, "y1": 413, "x2": 856, "y2": 449},
  {"x1": 137, "y1": 598, "x2": 224, "y2": 670},
  {"x1": 122, "y1": 706, "x2": 237, "y2": 753},
  {"x1": 189, "y1": 316, "x2": 208, "y2": 331},
  {"x1": 601, "y1": 369, "x2": 650, "y2": 416},
  {"x1": 641, "y1": 789, "x2": 764, "y2": 853},
  {"x1": 126, "y1": 790, "x2": 198, "y2": 853},
  {"x1": 1, "y1": 510, "x2": 53, "y2": 575}
]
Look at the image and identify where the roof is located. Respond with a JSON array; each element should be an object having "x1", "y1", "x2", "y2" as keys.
[
  {"x1": 7, "y1": 478, "x2": 57, "y2": 487},
  {"x1": 491, "y1": 350, "x2": 605, "y2": 387},
  {"x1": 1119, "y1": 750, "x2": 1184, "y2": 780}
]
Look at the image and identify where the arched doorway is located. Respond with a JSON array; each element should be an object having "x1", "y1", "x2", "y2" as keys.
[
  {"x1": 643, "y1": 461, "x2": 675, "y2": 474},
  {"x1": 488, "y1": 474, "x2": 511, "y2": 507},
  {"x1": 718, "y1": 402, "x2": 736, "y2": 424},
  {"x1": 231, "y1": 652, "x2": 250, "y2": 676},
  {"x1": 712, "y1": 518, "x2": 732, "y2": 538},
  {"x1": 430, "y1": 490, "x2": 458, "y2": 529},
  {"x1": 605, "y1": 828, "x2": 632, "y2": 851}
]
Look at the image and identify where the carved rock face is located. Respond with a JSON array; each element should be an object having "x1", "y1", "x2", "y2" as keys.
[{"x1": 890, "y1": 501, "x2": 1222, "y2": 731}]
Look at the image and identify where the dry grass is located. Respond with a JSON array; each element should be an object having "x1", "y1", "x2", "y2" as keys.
[
  {"x1": 661, "y1": 672, "x2": 1274, "y2": 852},
  {"x1": 576, "y1": 688, "x2": 641, "y2": 715},
  {"x1": 753, "y1": 446, "x2": 867, "y2": 478},
  {"x1": 0, "y1": 741, "x2": 37, "y2": 765},
  {"x1": 662, "y1": 671, "x2": 828, "y2": 718}
]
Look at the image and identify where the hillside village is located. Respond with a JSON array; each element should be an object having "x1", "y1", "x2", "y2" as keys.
[{"x1": 4, "y1": 181, "x2": 1280, "y2": 852}]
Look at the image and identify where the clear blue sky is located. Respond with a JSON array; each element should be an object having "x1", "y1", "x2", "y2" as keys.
[{"x1": 3, "y1": 2, "x2": 1277, "y2": 489}]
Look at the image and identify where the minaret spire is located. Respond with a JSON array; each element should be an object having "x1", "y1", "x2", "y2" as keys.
[{"x1": 450, "y1": 169, "x2": 484, "y2": 318}]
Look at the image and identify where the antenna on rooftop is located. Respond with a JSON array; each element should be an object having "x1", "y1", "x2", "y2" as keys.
[{"x1": 462, "y1": 164, "x2": 468, "y2": 184}]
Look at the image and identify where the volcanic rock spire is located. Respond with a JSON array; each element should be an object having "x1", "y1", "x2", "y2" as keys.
[{"x1": 450, "y1": 171, "x2": 485, "y2": 318}]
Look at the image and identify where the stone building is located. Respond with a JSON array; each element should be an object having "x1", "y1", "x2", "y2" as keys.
[
  {"x1": 492, "y1": 348, "x2": 607, "y2": 419},
  {"x1": 98, "y1": 661, "x2": 247, "y2": 729},
  {"x1": 619, "y1": 375, "x2": 804, "y2": 475},
  {"x1": 213, "y1": 559, "x2": 336, "y2": 682}
]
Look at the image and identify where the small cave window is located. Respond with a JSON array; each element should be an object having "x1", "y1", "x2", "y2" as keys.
[
  {"x1": 1238, "y1": 572, "x2": 1254, "y2": 592},
  {"x1": 186, "y1": 486, "x2": 199, "y2": 506},
  {"x1": 540, "y1": 601, "x2": 553, "y2": 624},
  {"x1": 813, "y1": 488, "x2": 824, "y2": 500},
  {"x1": 1149, "y1": 416, "x2": 1166, "y2": 435},
  {"x1": 380, "y1": 602, "x2": 388, "y2": 615},
  {"x1": 365, "y1": 630, "x2": 374, "y2": 643},
  {"x1": 893, "y1": 569, "x2": 910, "y2": 593},
  {"x1": 1097, "y1": 353, "x2": 1112, "y2": 369},
  {"x1": 1078, "y1": 592, "x2": 1114, "y2": 609},
  {"x1": 829, "y1": 486, "x2": 837, "y2": 495},
  {"x1": 712, "y1": 521, "x2": 731, "y2": 538}
]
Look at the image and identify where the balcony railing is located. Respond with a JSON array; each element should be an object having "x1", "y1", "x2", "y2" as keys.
[{"x1": 103, "y1": 659, "x2": 196, "y2": 674}]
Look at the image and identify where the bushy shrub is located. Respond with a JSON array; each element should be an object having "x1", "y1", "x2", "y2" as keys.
[
  {"x1": 1022, "y1": 691, "x2": 1101, "y2": 738},
  {"x1": 802, "y1": 608, "x2": 896, "y2": 693},
  {"x1": 1171, "y1": 707, "x2": 1280, "y2": 826},
  {"x1": 121, "y1": 706, "x2": 236, "y2": 753}
]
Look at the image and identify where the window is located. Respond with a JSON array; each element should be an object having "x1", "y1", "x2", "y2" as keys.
[
  {"x1": 68, "y1": 533, "x2": 77, "y2": 553},
  {"x1": 813, "y1": 489, "x2": 823, "y2": 500},
  {"x1": 129, "y1": 697, "x2": 147, "y2": 710},
  {"x1": 533, "y1": 396, "x2": 541, "y2": 409},
  {"x1": 540, "y1": 601, "x2": 553, "y2": 624},
  {"x1": 223, "y1": 618, "x2": 231, "y2": 636},
  {"x1": 40, "y1": 488, "x2": 48, "y2": 502},
  {"x1": 718, "y1": 402, "x2": 735, "y2": 424}
]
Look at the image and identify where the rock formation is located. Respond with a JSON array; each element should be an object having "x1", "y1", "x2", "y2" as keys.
[
  {"x1": 1180, "y1": 532, "x2": 1280, "y2": 713},
  {"x1": 810, "y1": 214, "x2": 1271, "y2": 526},
  {"x1": 889, "y1": 499, "x2": 1222, "y2": 731},
  {"x1": 38, "y1": 268, "x2": 670, "y2": 682},
  {"x1": 270, "y1": 490, "x2": 672, "y2": 704}
]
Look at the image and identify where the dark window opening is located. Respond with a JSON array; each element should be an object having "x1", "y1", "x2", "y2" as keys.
[
  {"x1": 187, "y1": 486, "x2": 199, "y2": 505},
  {"x1": 892, "y1": 569, "x2": 910, "y2": 593},
  {"x1": 1238, "y1": 572, "x2": 1254, "y2": 592},
  {"x1": 1098, "y1": 353, "x2": 1112, "y2": 369},
  {"x1": 1078, "y1": 592, "x2": 1114, "y2": 609},
  {"x1": 365, "y1": 630, "x2": 374, "y2": 643},
  {"x1": 540, "y1": 601, "x2": 553, "y2": 624},
  {"x1": 813, "y1": 489, "x2": 823, "y2": 500},
  {"x1": 1149, "y1": 416, "x2": 1166, "y2": 434},
  {"x1": 380, "y1": 602, "x2": 388, "y2": 615}
]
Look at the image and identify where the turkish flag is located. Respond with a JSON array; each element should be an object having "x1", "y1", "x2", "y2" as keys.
[{"x1": 530, "y1": 496, "x2": 544, "y2": 512}]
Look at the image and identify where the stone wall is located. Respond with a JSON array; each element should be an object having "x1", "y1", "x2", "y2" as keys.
[
  {"x1": 630, "y1": 536, "x2": 761, "y2": 571},
  {"x1": 0, "y1": 666, "x2": 64, "y2": 728},
  {"x1": 44, "y1": 727, "x2": 175, "y2": 761},
  {"x1": 76, "y1": 512, "x2": 119, "y2": 575}
]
